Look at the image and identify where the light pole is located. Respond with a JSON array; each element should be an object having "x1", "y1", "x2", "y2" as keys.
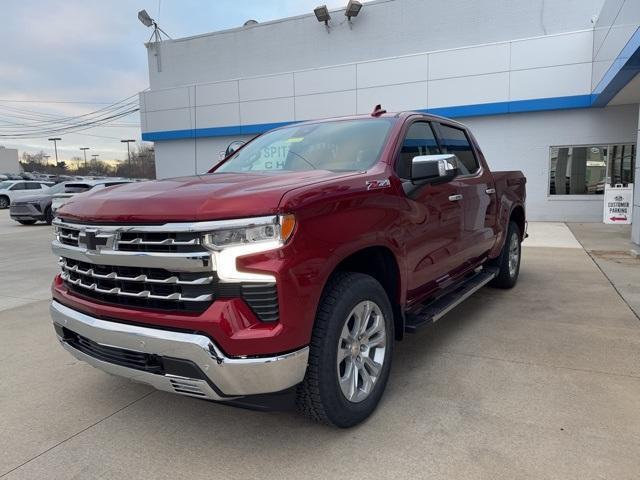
[
  {"x1": 121, "y1": 139, "x2": 135, "y2": 178},
  {"x1": 80, "y1": 147, "x2": 90, "y2": 172},
  {"x1": 48, "y1": 138, "x2": 61, "y2": 165},
  {"x1": 43, "y1": 154, "x2": 51, "y2": 166}
]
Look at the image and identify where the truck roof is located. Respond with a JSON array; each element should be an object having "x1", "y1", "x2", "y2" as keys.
[{"x1": 271, "y1": 109, "x2": 468, "y2": 131}]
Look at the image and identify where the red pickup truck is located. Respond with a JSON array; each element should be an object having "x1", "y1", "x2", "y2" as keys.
[{"x1": 50, "y1": 108, "x2": 526, "y2": 427}]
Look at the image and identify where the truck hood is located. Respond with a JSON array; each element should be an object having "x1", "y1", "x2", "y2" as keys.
[{"x1": 57, "y1": 170, "x2": 357, "y2": 223}]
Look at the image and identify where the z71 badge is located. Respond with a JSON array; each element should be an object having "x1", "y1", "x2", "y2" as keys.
[{"x1": 366, "y1": 179, "x2": 391, "y2": 190}]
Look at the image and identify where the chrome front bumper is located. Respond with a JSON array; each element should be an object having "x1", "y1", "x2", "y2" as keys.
[{"x1": 50, "y1": 301, "x2": 309, "y2": 401}]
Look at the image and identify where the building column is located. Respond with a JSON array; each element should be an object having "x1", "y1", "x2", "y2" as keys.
[{"x1": 633, "y1": 106, "x2": 640, "y2": 247}]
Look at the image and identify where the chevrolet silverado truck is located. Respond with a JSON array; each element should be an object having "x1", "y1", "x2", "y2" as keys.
[{"x1": 50, "y1": 107, "x2": 526, "y2": 427}]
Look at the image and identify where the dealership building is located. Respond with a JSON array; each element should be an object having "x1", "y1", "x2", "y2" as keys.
[{"x1": 139, "y1": 0, "x2": 640, "y2": 244}]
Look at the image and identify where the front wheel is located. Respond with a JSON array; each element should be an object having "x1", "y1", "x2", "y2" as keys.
[
  {"x1": 17, "y1": 220, "x2": 37, "y2": 225},
  {"x1": 297, "y1": 272, "x2": 394, "y2": 428},
  {"x1": 490, "y1": 220, "x2": 522, "y2": 289},
  {"x1": 45, "y1": 207, "x2": 54, "y2": 225}
]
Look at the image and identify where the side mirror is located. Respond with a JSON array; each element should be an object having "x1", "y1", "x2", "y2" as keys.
[
  {"x1": 411, "y1": 154, "x2": 458, "y2": 183},
  {"x1": 225, "y1": 140, "x2": 245, "y2": 157}
]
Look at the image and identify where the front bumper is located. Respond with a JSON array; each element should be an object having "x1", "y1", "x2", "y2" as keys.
[
  {"x1": 50, "y1": 301, "x2": 309, "y2": 400},
  {"x1": 10, "y1": 203, "x2": 44, "y2": 221}
]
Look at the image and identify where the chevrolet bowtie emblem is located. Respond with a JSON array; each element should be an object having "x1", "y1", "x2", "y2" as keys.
[{"x1": 78, "y1": 229, "x2": 114, "y2": 251}]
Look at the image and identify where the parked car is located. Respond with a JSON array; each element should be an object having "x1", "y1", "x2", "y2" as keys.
[
  {"x1": 0, "y1": 180, "x2": 54, "y2": 209},
  {"x1": 10, "y1": 181, "x2": 76, "y2": 225},
  {"x1": 50, "y1": 179, "x2": 133, "y2": 215},
  {"x1": 50, "y1": 110, "x2": 526, "y2": 427}
]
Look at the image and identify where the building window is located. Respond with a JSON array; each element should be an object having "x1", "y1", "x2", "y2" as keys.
[{"x1": 549, "y1": 144, "x2": 636, "y2": 195}]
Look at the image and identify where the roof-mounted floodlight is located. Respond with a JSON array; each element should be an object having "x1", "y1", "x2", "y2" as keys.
[
  {"x1": 137, "y1": 9, "x2": 171, "y2": 42},
  {"x1": 137, "y1": 9, "x2": 154, "y2": 27},
  {"x1": 345, "y1": 0, "x2": 362, "y2": 20},
  {"x1": 138, "y1": 9, "x2": 171, "y2": 73},
  {"x1": 314, "y1": 5, "x2": 331, "y2": 25}
]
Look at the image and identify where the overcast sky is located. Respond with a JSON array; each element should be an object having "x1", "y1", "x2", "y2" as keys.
[{"x1": 0, "y1": 0, "x2": 346, "y2": 163}]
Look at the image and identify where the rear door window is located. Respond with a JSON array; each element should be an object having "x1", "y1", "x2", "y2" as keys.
[
  {"x1": 26, "y1": 183, "x2": 42, "y2": 190},
  {"x1": 435, "y1": 124, "x2": 479, "y2": 175},
  {"x1": 397, "y1": 122, "x2": 440, "y2": 179}
]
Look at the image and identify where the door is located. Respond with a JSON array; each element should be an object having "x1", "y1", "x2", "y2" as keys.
[
  {"x1": 9, "y1": 182, "x2": 30, "y2": 200},
  {"x1": 396, "y1": 121, "x2": 465, "y2": 305},
  {"x1": 435, "y1": 123, "x2": 495, "y2": 264}
]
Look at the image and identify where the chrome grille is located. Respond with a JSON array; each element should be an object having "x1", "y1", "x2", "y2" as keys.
[
  {"x1": 55, "y1": 223, "x2": 203, "y2": 253},
  {"x1": 58, "y1": 226, "x2": 80, "y2": 247},
  {"x1": 52, "y1": 219, "x2": 279, "y2": 320},
  {"x1": 117, "y1": 232, "x2": 203, "y2": 253},
  {"x1": 60, "y1": 258, "x2": 217, "y2": 311}
]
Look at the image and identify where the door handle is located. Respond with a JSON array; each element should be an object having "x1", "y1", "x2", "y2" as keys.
[
  {"x1": 486, "y1": 188, "x2": 496, "y2": 194},
  {"x1": 448, "y1": 194, "x2": 463, "y2": 201}
]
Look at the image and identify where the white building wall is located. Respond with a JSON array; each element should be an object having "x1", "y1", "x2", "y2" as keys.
[
  {"x1": 141, "y1": 29, "x2": 597, "y2": 138},
  {"x1": 147, "y1": 0, "x2": 604, "y2": 90},
  {"x1": 593, "y1": 0, "x2": 640, "y2": 90}
]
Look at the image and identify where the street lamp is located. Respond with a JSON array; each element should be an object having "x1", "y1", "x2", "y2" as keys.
[
  {"x1": 80, "y1": 147, "x2": 90, "y2": 171},
  {"x1": 121, "y1": 139, "x2": 135, "y2": 178},
  {"x1": 48, "y1": 137, "x2": 61, "y2": 164},
  {"x1": 43, "y1": 155, "x2": 51, "y2": 167}
]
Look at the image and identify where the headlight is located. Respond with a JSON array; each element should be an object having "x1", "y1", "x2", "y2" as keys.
[
  {"x1": 203, "y1": 214, "x2": 296, "y2": 250},
  {"x1": 203, "y1": 214, "x2": 296, "y2": 283}
]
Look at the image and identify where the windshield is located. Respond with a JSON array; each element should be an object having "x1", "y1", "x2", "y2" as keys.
[
  {"x1": 0, "y1": 181, "x2": 14, "y2": 190},
  {"x1": 44, "y1": 182, "x2": 68, "y2": 194},
  {"x1": 64, "y1": 183, "x2": 92, "y2": 193},
  {"x1": 215, "y1": 119, "x2": 393, "y2": 173}
]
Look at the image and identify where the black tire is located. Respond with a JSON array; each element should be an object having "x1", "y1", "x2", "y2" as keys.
[
  {"x1": 45, "y1": 207, "x2": 54, "y2": 225},
  {"x1": 296, "y1": 272, "x2": 394, "y2": 428},
  {"x1": 490, "y1": 220, "x2": 522, "y2": 289},
  {"x1": 17, "y1": 220, "x2": 37, "y2": 225},
  {"x1": 0, "y1": 196, "x2": 8, "y2": 209}
]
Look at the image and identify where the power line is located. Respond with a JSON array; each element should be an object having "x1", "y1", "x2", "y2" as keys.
[
  {"x1": 0, "y1": 98, "x2": 119, "y2": 105},
  {"x1": 0, "y1": 92, "x2": 142, "y2": 139}
]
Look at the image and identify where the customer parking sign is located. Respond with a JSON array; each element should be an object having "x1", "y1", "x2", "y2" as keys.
[{"x1": 603, "y1": 184, "x2": 634, "y2": 224}]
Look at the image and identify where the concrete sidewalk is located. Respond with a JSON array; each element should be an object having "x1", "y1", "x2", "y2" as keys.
[{"x1": 1, "y1": 212, "x2": 639, "y2": 479}]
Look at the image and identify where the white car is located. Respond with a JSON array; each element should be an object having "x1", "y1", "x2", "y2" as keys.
[
  {"x1": 51, "y1": 179, "x2": 133, "y2": 214},
  {"x1": 0, "y1": 180, "x2": 54, "y2": 209}
]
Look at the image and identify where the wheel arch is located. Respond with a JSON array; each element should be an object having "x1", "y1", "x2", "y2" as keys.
[{"x1": 324, "y1": 245, "x2": 405, "y2": 341}]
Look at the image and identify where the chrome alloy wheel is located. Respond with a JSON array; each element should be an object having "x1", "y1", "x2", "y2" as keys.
[
  {"x1": 508, "y1": 232, "x2": 520, "y2": 278},
  {"x1": 337, "y1": 300, "x2": 387, "y2": 403}
]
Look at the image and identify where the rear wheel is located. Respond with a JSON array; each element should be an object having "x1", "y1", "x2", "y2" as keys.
[
  {"x1": 0, "y1": 196, "x2": 8, "y2": 209},
  {"x1": 17, "y1": 220, "x2": 37, "y2": 225},
  {"x1": 490, "y1": 220, "x2": 521, "y2": 289},
  {"x1": 297, "y1": 272, "x2": 394, "y2": 428}
]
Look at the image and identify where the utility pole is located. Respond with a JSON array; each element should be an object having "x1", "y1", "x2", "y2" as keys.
[
  {"x1": 48, "y1": 137, "x2": 61, "y2": 165},
  {"x1": 121, "y1": 139, "x2": 135, "y2": 178},
  {"x1": 80, "y1": 147, "x2": 90, "y2": 173}
]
